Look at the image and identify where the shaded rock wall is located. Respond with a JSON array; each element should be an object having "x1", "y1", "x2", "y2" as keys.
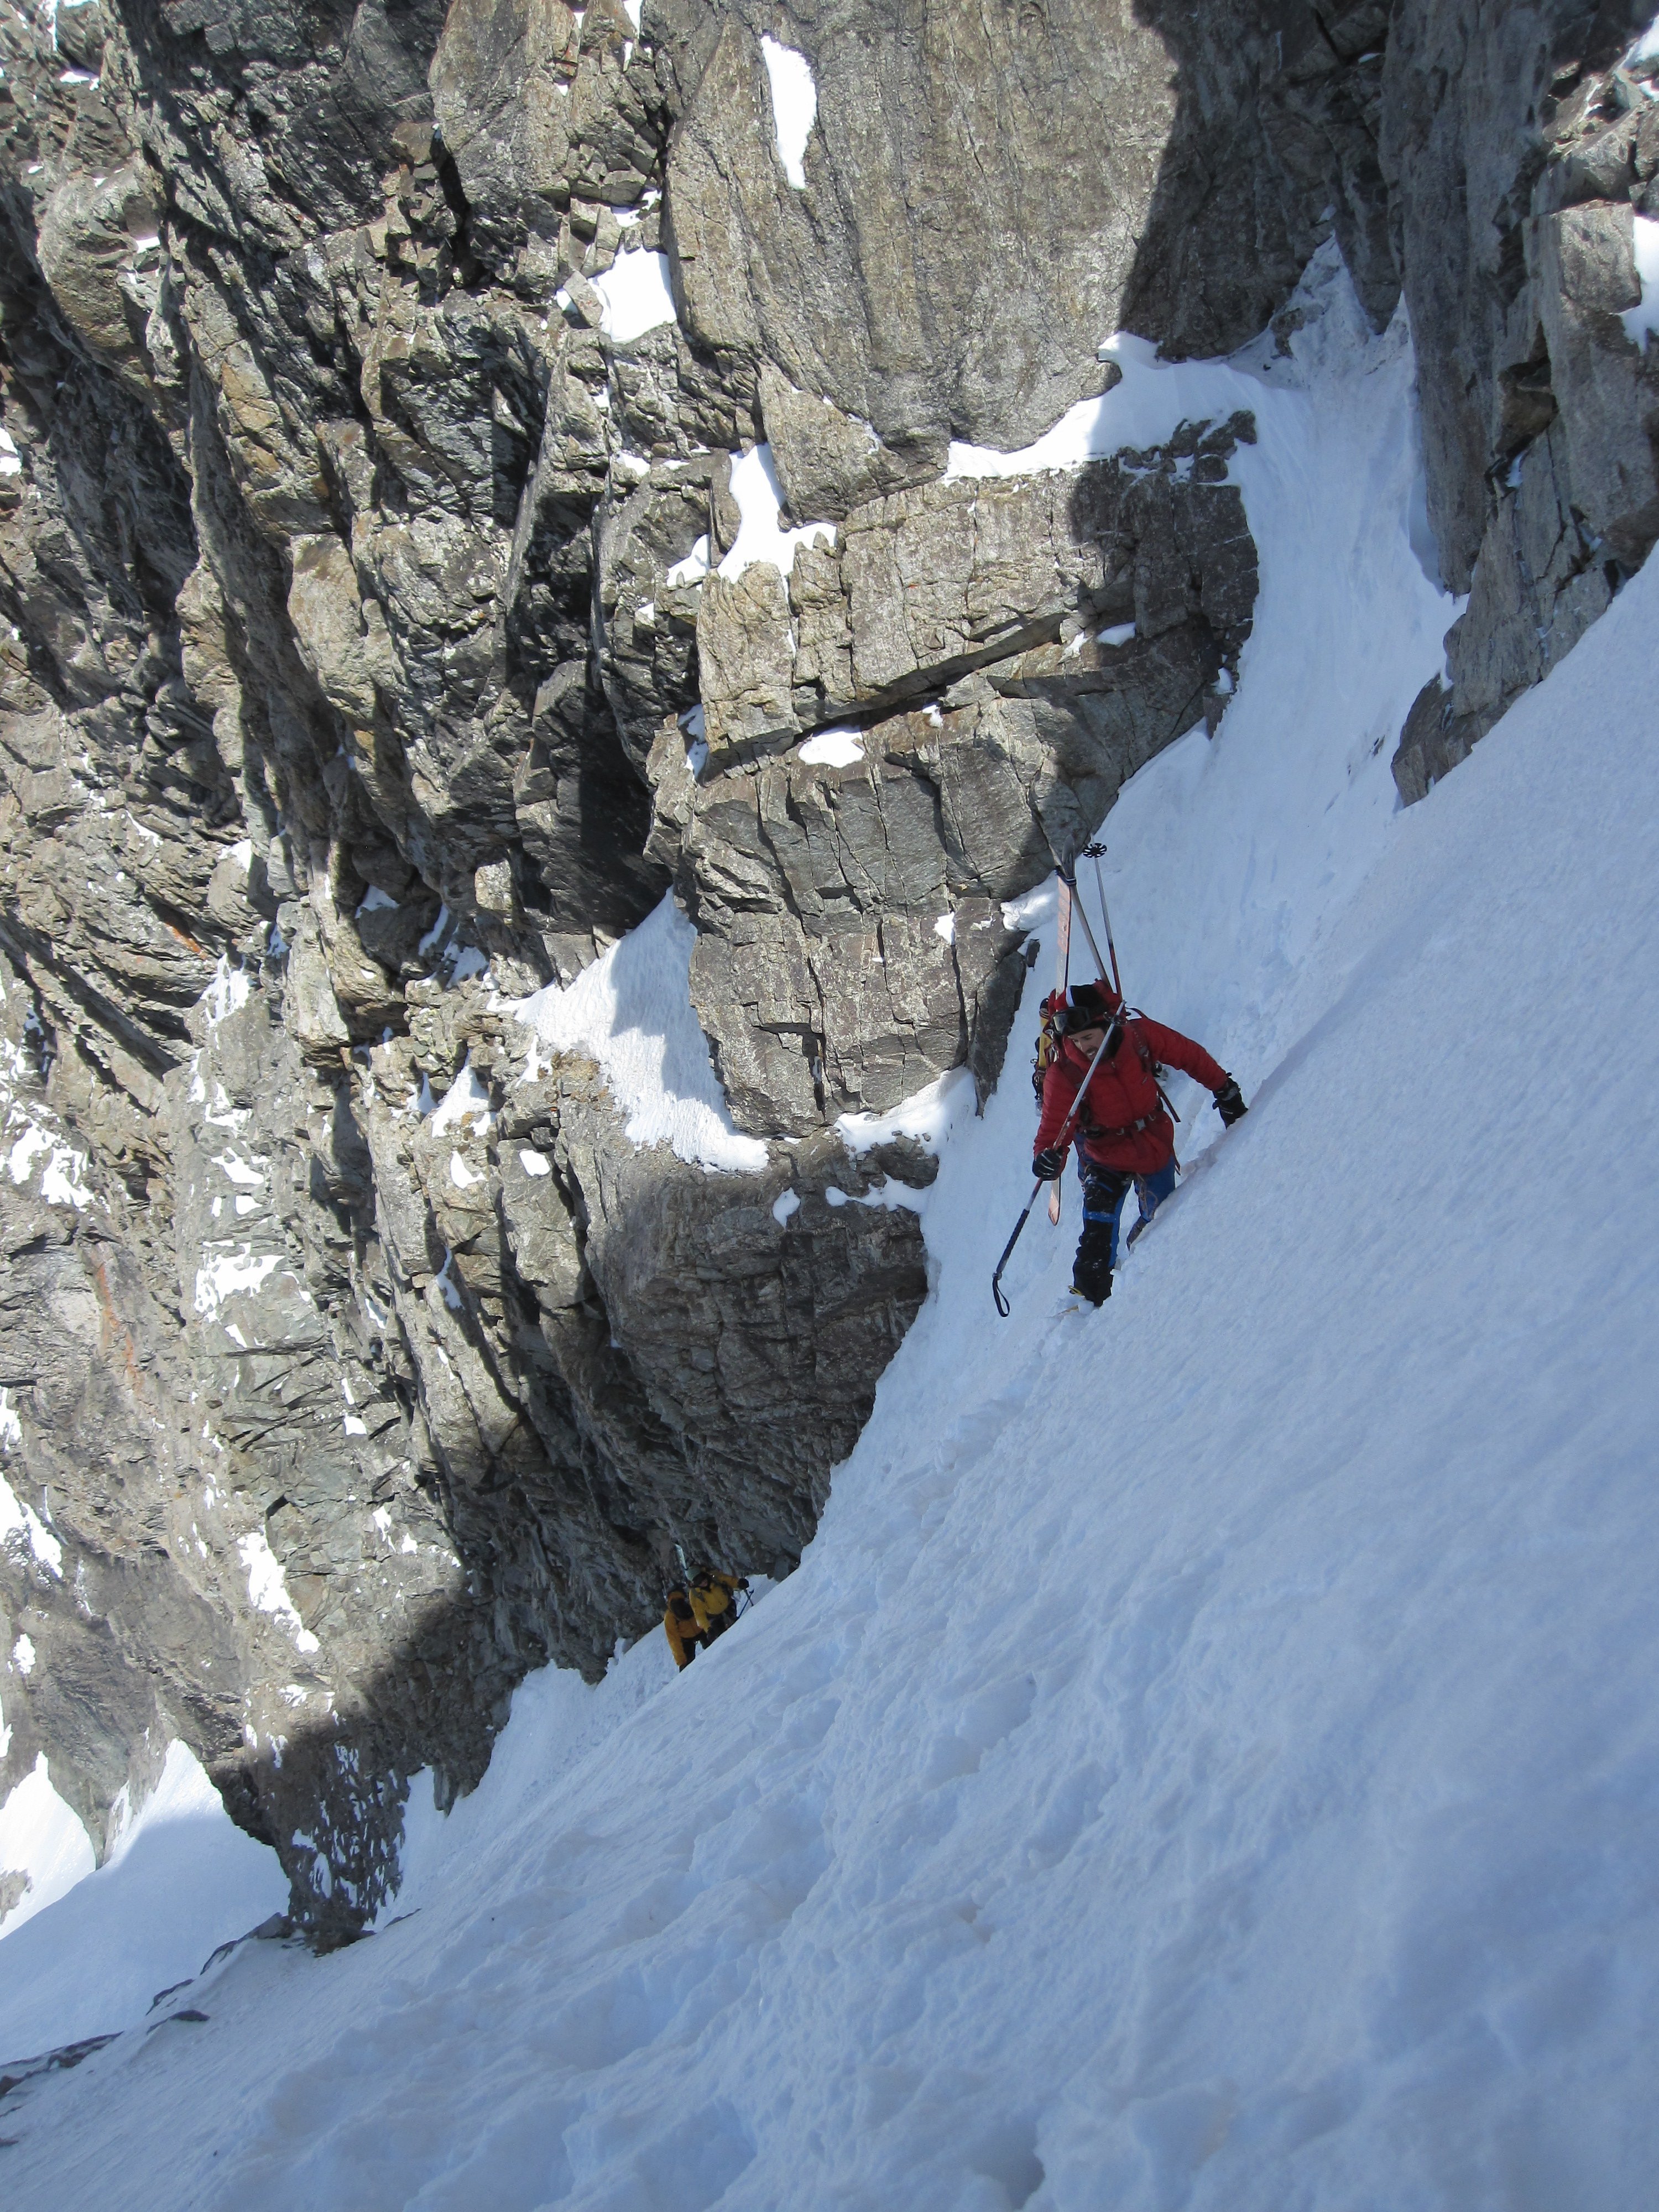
[
  {"x1": 0, "y1": 0, "x2": 940, "y2": 1938},
  {"x1": 0, "y1": 0, "x2": 1651, "y2": 1933},
  {"x1": 1385, "y1": 1, "x2": 1659, "y2": 800}
]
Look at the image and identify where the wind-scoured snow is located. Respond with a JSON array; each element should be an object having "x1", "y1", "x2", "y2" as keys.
[
  {"x1": 0, "y1": 1743, "x2": 286, "y2": 2055},
  {"x1": 516, "y1": 893, "x2": 768, "y2": 1172},
  {"x1": 10, "y1": 258, "x2": 1659, "y2": 2205},
  {"x1": 592, "y1": 248, "x2": 677, "y2": 345}
]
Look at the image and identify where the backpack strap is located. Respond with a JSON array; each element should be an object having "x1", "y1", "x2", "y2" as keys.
[{"x1": 1122, "y1": 1009, "x2": 1180, "y2": 1123}]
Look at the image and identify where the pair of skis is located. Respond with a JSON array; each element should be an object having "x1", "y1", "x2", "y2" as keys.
[{"x1": 1045, "y1": 850, "x2": 1124, "y2": 1227}]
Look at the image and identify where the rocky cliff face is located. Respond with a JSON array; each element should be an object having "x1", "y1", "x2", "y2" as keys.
[
  {"x1": 1386, "y1": 1, "x2": 1659, "y2": 800},
  {"x1": 0, "y1": 0, "x2": 1652, "y2": 1937}
]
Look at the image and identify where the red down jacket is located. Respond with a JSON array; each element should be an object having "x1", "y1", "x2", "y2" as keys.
[{"x1": 1035, "y1": 1015, "x2": 1228, "y2": 1178}]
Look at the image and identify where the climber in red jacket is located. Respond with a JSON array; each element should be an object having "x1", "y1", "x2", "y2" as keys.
[{"x1": 1033, "y1": 979, "x2": 1246, "y2": 1305}]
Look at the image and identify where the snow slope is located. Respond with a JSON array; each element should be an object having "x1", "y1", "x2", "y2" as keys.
[
  {"x1": 7, "y1": 265, "x2": 1659, "y2": 2207},
  {"x1": 0, "y1": 1743, "x2": 288, "y2": 2059},
  {"x1": 0, "y1": 1755, "x2": 93, "y2": 1937}
]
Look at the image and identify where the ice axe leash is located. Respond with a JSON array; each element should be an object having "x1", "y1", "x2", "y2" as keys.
[{"x1": 991, "y1": 1018, "x2": 1123, "y2": 1317}]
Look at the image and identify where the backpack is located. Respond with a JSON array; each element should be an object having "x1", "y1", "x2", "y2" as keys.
[{"x1": 1031, "y1": 992, "x2": 1063, "y2": 1103}]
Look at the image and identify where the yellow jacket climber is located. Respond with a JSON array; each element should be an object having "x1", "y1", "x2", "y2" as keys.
[
  {"x1": 690, "y1": 1572, "x2": 743, "y2": 1642},
  {"x1": 664, "y1": 1586, "x2": 702, "y2": 1670},
  {"x1": 663, "y1": 1572, "x2": 746, "y2": 1669}
]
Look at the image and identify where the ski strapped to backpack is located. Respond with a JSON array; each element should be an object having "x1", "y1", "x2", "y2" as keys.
[{"x1": 1033, "y1": 867, "x2": 1182, "y2": 1142}]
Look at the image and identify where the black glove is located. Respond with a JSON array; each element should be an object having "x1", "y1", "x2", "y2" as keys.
[
  {"x1": 1032, "y1": 1147, "x2": 1066, "y2": 1182},
  {"x1": 1213, "y1": 1077, "x2": 1247, "y2": 1127}
]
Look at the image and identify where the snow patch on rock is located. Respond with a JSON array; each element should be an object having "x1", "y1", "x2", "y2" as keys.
[
  {"x1": 716, "y1": 444, "x2": 835, "y2": 581},
  {"x1": 516, "y1": 894, "x2": 768, "y2": 1172},
  {"x1": 1623, "y1": 215, "x2": 1659, "y2": 351},
  {"x1": 592, "y1": 249, "x2": 677, "y2": 345},
  {"x1": 760, "y1": 36, "x2": 817, "y2": 190},
  {"x1": 237, "y1": 1530, "x2": 321, "y2": 1655}
]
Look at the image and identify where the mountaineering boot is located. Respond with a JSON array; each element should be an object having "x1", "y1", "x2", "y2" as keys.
[
  {"x1": 1071, "y1": 1237, "x2": 1113, "y2": 1305},
  {"x1": 1071, "y1": 1173, "x2": 1124, "y2": 1306}
]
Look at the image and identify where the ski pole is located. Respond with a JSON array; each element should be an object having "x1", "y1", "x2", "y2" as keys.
[
  {"x1": 1060, "y1": 855, "x2": 1119, "y2": 1003},
  {"x1": 991, "y1": 1019, "x2": 1122, "y2": 1316},
  {"x1": 1072, "y1": 844, "x2": 1179, "y2": 1125},
  {"x1": 1084, "y1": 843, "x2": 1125, "y2": 1003}
]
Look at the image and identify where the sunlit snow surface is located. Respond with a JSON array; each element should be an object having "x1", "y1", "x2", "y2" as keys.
[
  {"x1": 716, "y1": 442, "x2": 836, "y2": 580},
  {"x1": 11, "y1": 254, "x2": 1659, "y2": 2203},
  {"x1": 796, "y1": 727, "x2": 865, "y2": 766},
  {"x1": 0, "y1": 1757, "x2": 93, "y2": 1938},
  {"x1": 760, "y1": 35, "x2": 817, "y2": 189},
  {"x1": 590, "y1": 248, "x2": 677, "y2": 345},
  {"x1": 1623, "y1": 215, "x2": 1659, "y2": 351}
]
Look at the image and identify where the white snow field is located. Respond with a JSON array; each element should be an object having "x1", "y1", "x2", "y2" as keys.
[{"x1": 7, "y1": 257, "x2": 1659, "y2": 2207}]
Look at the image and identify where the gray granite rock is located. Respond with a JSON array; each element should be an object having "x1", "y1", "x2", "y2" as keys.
[
  {"x1": 657, "y1": 1, "x2": 1387, "y2": 451},
  {"x1": 1383, "y1": 2, "x2": 1659, "y2": 799},
  {"x1": 758, "y1": 362, "x2": 948, "y2": 524}
]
